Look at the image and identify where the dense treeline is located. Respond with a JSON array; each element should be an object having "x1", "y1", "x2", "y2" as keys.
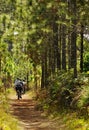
[{"x1": 0, "y1": 0, "x2": 89, "y2": 112}]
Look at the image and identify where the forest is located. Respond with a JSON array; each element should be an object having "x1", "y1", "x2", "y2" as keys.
[{"x1": 0, "y1": 0, "x2": 89, "y2": 130}]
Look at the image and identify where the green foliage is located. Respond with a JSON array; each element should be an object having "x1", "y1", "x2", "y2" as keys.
[
  {"x1": 48, "y1": 70, "x2": 75, "y2": 108},
  {"x1": 78, "y1": 85, "x2": 89, "y2": 108},
  {"x1": 12, "y1": 43, "x2": 33, "y2": 80},
  {"x1": 84, "y1": 52, "x2": 89, "y2": 72},
  {"x1": 39, "y1": 71, "x2": 87, "y2": 111}
]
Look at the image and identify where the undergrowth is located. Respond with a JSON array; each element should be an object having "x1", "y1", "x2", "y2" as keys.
[
  {"x1": 0, "y1": 108, "x2": 18, "y2": 130},
  {"x1": 36, "y1": 70, "x2": 89, "y2": 130},
  {"x1": 0, "y1": 88, "x2": 18, "y2": 130},
  {"x1": 60, "y1": 112, "x2": 89, "y2": 130},
  {"x1": 49, "y1": 111, "x2": 89, "y2": 130}
]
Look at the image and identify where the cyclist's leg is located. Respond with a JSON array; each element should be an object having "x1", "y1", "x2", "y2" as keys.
[
  {"x1": 15, "y1": 86, "x2": 20, "y2": 99},
  {"x1": 17, "y1": 90, "x2": 20, "y2": 100},
  {"x1": 19, "y1": 87, "x2": 22, "y2": 98}
]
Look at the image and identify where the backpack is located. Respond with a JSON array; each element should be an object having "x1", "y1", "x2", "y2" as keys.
[{"x1": 15, "y1": 79, "x2": 23, "y2": 88}]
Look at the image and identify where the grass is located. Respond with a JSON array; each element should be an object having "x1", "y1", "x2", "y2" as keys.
[
  {"x1": 48, "y1": 111, "x2": 89, "y2": 130},
  {"x1": 0, "y1": 88, "x2": 19, "y2": 130},
  {"x1": 0, "y1": 109, "x2": 18, "y2": 130},
  {"x1": 64, "y1": 113, "x2": 89, "y2": 130}
]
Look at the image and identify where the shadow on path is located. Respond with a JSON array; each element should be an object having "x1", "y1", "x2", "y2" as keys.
[{"x1": 9, "y1": 94, "x2": 59, "y2": 130}]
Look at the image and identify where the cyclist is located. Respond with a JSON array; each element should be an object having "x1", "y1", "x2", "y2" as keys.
[{"x1": 14, "y1": 78, "x2": 23, "y2": 99}]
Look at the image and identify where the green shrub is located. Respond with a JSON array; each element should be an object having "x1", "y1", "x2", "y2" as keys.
[
  {"x1": 38, "y1": 70, "x2": 88, "y2": 113},
  {"x1": 84, "y1": 52, "x2": 89, "y2": 72},
  {"x1": 48, "y1": 70, "x2": 78, "y2": 109},
  {"x1": 78, "y1": 85, "x2": 89, "y2": 108}
]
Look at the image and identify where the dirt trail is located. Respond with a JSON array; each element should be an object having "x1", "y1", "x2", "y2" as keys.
[{"x1": 9, "y1": 93, "x2": 63, "y2": 130}]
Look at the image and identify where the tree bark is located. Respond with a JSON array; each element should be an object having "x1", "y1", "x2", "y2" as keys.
[
  {"x1": 80, "y1": 24, "x2": 84, "y2": 73},
  {"x1": 61, "y1": 24, "x2": 66, "y2": 70},
  {"x1": 70, "y1": 0, "x2": 77, "y2": 77}
]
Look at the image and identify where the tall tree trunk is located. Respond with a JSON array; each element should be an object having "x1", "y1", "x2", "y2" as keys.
[
  {"x1": 67, "y1": 0, "x2": 71, "y2": 70},
  {"x1": 51, "y1": 16, "x2": 56, "y2": 73},
  {"x1": 80, "y1": 24, "x2": 84, "y2": 73},
  {"x1": 41, "y1": 43, "x2": 45, "y2": 88},
  {"x1": 41, "y1": 58, "x2": 45, "y2": 88},
  {"x1": 61, "y1": 24, "x2": 66, "y2": 70},
  {"x1": 54, "y1": 21, "x2": 58, "y2": 71},
  {"x1": 61, "y1": 1, "x2": 66, "y2": 70},
  {"x1": 52, "y1": 15, "x2": 61, "y2": 72},
  {"x1": 53, "y1": 15, "x2": 60, "y2": 71},
  {"x1": 57, "y1": 25, "x2": 61, "y2": 70},
  {"x1": 34, "y1": 65, "x2": 38, "y2": 91},
  {"x1": 68, "y1": 30, "x2": 71, "y2": 70},
  {"x1": 44, "y1": 44, "x2": 48, "y2": 88},
  {"x1": 70, "y1": 0, "x2": 77, "y2": 77},
  {"x1": 48, "y1": 38, "x2": 53, "y2": 81}
]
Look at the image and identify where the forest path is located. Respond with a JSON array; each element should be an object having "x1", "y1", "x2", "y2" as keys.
[{"x1": 9, "y1": 91, "x2": 66, "y2": 130}]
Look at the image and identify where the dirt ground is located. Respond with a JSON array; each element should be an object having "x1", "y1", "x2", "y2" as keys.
[{"x1": 9, "y1": 92, "x2": 66, "y2": 130}]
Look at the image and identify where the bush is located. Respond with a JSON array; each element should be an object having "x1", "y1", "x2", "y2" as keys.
[
  {"x1": 78, "y1": 85, "x2": 89, "y2": 108},
  {"x1": 48, "y1": 70, "x2": 80, "y2": 109},
  {"x1": 37, "y1": 70, "x2": 88, "y2": 114},
  {"x1": 84, "y1": 52, "x2": 89, "y2": 72}
]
